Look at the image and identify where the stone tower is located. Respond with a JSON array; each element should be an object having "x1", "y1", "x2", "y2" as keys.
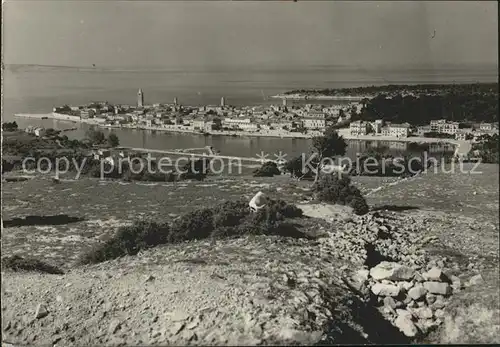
[
  {"x1": 220, "y1": 96, "x2": 225, "y2": 107},
  {"x1": 137, "y1": 88, "x2": 144, "y2": 108}
]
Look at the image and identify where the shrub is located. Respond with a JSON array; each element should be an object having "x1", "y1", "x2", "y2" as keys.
[
  {"x1": 2, "y1": 121, "x2": 18, "y2": 131},
  {"x1": 178, "y1": 158, "x2": 211, "y2": 181},
  {"x1": 283, "y1": 155, "x2": 313, "y2": 179},
  {"x1": 268, "y1": 199, "x2": 304, "y2": 218},
  {"x1": 79, "y1": 221, "x2": 170, "y2": 264},
  {"x1": 78, "y1": 199, "x2": 305, "y2": 264},
  {"x1": 313, "y1": 174, "x2": 369, "y2": 213},
  {"x1": 141, "y1": 171, "x2": 170, "y2": 182},
  {"x1": 107, "y1": 133, "x2": 120, "y2": 147},
  {"x1": 253, "y1": 161, "x2": 281, "y2": 177},
  {"x1": 212, "y1": 200, "x2": 250, "y2": 229},
  {"x1": 89, "y1": 162, "x2": 122, "y2": 179},
  {"x1": 349, "y1": 196, "x2": 370, "y2": 215},
  {"x1": 2, "y1": 255, "x2": 64, "y2": 274},
  {"x1": 169, "y1": 208, "x2": 214, "y2": 243}
]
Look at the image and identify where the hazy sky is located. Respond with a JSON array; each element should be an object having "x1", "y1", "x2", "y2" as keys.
[{"x1": 3, "y1": 0, "x2": 498, "y2": 69}]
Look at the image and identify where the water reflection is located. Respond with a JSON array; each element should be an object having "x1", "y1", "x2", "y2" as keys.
[{"x1": 10, "y1": 118, "x2": 455, "y2": 160}]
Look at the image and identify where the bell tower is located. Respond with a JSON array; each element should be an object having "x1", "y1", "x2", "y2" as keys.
[{"x1": 137, "y1": 88, "x2": 144, "y2": 108}]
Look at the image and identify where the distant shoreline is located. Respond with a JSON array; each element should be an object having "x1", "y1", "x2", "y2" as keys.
[
  {"x1": 14, "y1": 112, "x2": 470, "y2": 157},
  {"x1": 271, "y1": 94, "x2": 368, "y2": 101}
]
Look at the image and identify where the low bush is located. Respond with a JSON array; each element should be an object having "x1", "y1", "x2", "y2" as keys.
[
  {"x1": 349, "y1": 196, "x2": 370, "y2": 215},
  {"x1": 253, "y1": 161, "x2": 281, "y2": 177},
  {"x1": 212, "y1": 200, "x2": 249, "y2": 229},
  {"x1": 313, "y1": 174, "x2": 369, "y2": 215},
  {"x1": 79, "y1": 221, "x2": 170, "y2": 264},
  {"x1": 178, "y1": 158, "x2": 211, "y2": 181},
  {"x1": 169, "y1": 208, "x2": 215, "y2": 243},
  {"x1": 79, "y1": 198, "x2": 305, "y2": 264},
  {"x1": 2, "y1": 255, "x2": 64, "y2": 274}
]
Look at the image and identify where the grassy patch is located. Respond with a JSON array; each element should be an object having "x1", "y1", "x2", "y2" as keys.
[{"x1": 2, "y1": 255, "x2": 64, "y2": 274}]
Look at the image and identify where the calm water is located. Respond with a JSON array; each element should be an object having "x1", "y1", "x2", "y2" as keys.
[{"x1": 4, "y1": 65, "x2": 494, "y2": 158}]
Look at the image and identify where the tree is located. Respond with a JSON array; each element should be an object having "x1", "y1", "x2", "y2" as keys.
[
  {"x1": 311, "y1": 127, "x2": 347, "y2": 183},
  {"x1": 85, "y1": 128, "x2": 106, "y2": 145},
  {"x1": 2, "y1": 121, "x2": 18, "y2": 131},
  {"x1": 107, "y1": 133, "x2": 120, "y2": 147},
  {"x1": 253, "y1": 161, "x2": 281, "y2": 177},
  {"x1": 284, "y1": 155, "x2": 313, "y2": 180}
]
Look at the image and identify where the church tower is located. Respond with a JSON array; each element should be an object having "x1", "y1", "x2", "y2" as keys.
[{"x1": 137, "y1": 88, "x2": 144, "y2": 108}]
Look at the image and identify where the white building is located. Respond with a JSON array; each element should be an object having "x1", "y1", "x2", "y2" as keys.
[
  {"x1": 349, "y1": 120, "x2": 369, "y2": 136},
  {"x1": 430, "y1": 119, "x2": 459, "y2": 135},
  {"x1": 192, "y1": 119, "x2": 213, "y2": 132},
  {"x1": 455, "y1": 128, "x2": 474, "y2": 141},
  {"x1": 371, "y1": 119, "x2": 384, "y2": 134},
  {"x1": 305, "y1": 111, "x2": 326, "y2": 119},
  {"x1": 222, "y1": 118, "x2": 258, "y2": 131},
  {"x1": 479, "y1": 123, "x2": 494, "y2": 131},
  {"x1": 303, "y1": 118, "x2": 326, "y2": 130},
  {"x1": 388, "y1": 123, "x2": 410, "y2": 138}
]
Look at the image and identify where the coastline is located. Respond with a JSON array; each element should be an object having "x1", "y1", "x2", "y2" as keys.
[
  {"x1": 14, "y1": 112, "x2": 471, "y2": 156},
  {"x1": 271, "y1": 94, "x2": 368, "y2": 101}
]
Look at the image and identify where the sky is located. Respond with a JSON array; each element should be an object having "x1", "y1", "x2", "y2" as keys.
[{"x1": 2, "y1": 0, "x2": 498, "y2": 70}]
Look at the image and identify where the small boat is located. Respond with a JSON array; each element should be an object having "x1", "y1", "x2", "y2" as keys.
[{"x1": 41, "y1": 116, "x2": 48, "y2": 120}]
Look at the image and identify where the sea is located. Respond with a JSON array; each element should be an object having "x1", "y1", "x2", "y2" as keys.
[{"x1": 3, "y1": 64, "x2": 497, "y2": 159}]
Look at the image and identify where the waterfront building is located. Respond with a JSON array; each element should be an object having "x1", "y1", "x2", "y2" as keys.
[
  {"x1": 137, "y1": 88, "x2": 144, "y2": 108},
  {"x1": 80, "y1": 109, "x2": 95, "y2": 119},
  {"x1": 192, "y1": 119, "x2": 214, "y2": 132},
  {"x1": 349, "y1": 120, "x2": 369, "y2": 136},
  {"x1": 416, "y1": 125, "x2": 432, "y2": 136},
  {"x1": 455, "y1": 128, "x2": 474, "y2": 141},
  {"x1": 388, "y1": 123, "x2": 411, "y2": 138},
  {"x1": 270, "y1": 121, "x2": 294, "y2": 130},
  {"x1": 479, "y1": 123, "x2": 494, "y2": 131},
  {"x1": 430, "y1": 119, "x2": 459, "y2": 135},
  {"x1": 222, "y1": 118, "x2": 258, "y2": 131},
  {"x1": 371, "y1": 119, "x2": 384, "y2": 134}
]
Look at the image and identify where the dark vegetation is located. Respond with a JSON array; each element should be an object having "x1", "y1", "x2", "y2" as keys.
[
  {"x1": 2, "y1": 255, "x2": 64, "y2": 275},
  {"x1": 3, "y1": 215, "x2": 85, "y2": 228},
  {"x1": 313, "y1": 174, "x2": 369, "y2": 215},
  {"x1": 351, "y1": 154, "x2": 425, "y2": 177},
  {"x1": 253, "y1": 161, "x2": 281, "y2": 177},
  {"x1": 284, "y1": 155, "x2": 314, "y2": 180},
  {"x1": 286, "y1": 83, "x2": 497, "y2": 98},
  {"x1": 79, "y1": 199, "x2": 304, "y2": 264},
  {"x1": 472, "y1": 134, "x2": 499, "y2": 163},
  {"x1": 286, "y1": 83, "x2": 498, "y2": 125},
  {"x1": 2, "y1": 121, "x2": 19, "y2": 131},
  {"x1": 1, "y1": 129, "x2": 210, "y2": 181},
  {"x1": 311, "y1": 127, "x2": 348, "y2": 183},
  {"x1": 423, "y1": 132, "x2": 456, "y2": 139},
  {"x1": 361, "y1": 92, "x2": 498, "y2": 125}
]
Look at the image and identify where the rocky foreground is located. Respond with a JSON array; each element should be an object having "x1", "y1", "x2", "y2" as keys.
[{"x1": 2, "y1": 202, "x2": 496, "y2": 346}]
